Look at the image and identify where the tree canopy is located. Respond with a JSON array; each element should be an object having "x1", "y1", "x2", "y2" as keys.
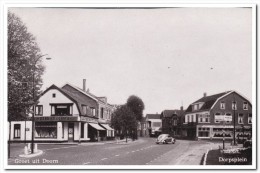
[
  {"x1": 8, "y1": 11, "x2": 45, "y2": 121},
  {"x1": 126, "y1": 95, "x2": 145, "y2": 121},
  {"x1": 111, "y1": 105, "x2": 137, "y2": 141}
]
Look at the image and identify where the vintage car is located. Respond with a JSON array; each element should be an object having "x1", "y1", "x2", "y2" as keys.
[{"x1": 156, "y1": 134, "x2": 176, "y2": 144}]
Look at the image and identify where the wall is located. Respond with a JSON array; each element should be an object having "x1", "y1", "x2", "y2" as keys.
[
  {"x1": 10, "y1": 121, "x2": 32, "y2": 141},
  {"x1": 35, "y1": 88, "x2": 79, "y2": 117},
  {"x1": 211, "y1": 92, "x2": 252, "y2": 126}
]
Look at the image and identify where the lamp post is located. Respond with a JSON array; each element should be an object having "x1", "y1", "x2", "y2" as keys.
[
  {"x1": 31, "y1": 54, "x2": 51, "y2": 154},
  {"x1": 232, "y1": 93, "x2": 237, "y2": 146}
]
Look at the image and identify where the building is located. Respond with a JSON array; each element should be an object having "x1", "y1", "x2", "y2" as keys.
[
  {"x1": 137, "y1": 117, "x2": 147, "y2": 137},
  {"x1": 10, "y1": 80, "x2": 115, "y2": 143},
  {"x1": 182, "y1": 91, "x2": 252, "y2": 140},
  {"x1": 161, "y1": 108, "x2": 185, "y2": 137},
  {"x1": 145, "y1": 114, "x2": 162, "y2": 137}
]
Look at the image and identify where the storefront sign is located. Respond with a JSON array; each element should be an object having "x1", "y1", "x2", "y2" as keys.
[
  {"x1": 215, "y1": 115, "x2": 232, "y2": 122},
  {"x1": 80, "y1": 116, "x2": 98, "y2": 123},
  {"x1": 34, "y1": 116, "x2": 78, "y2": 122}
]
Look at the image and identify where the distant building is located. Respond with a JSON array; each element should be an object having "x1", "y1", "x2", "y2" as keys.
[
  {"x1": 145, "y1": 114, "x2": 162, "y2": 137},
  {"x1": 182, "y1": 91, "x2": 252, "y2": 140},
  {"x1": 161, "y1": 107, "x2": 185, "y2": 137},
  {"x1": 137, "y1": 117, "x2": 147, "y2": 137},
  {"x1": 10, "y1": 80, "x2": 115, "y2": 143}
]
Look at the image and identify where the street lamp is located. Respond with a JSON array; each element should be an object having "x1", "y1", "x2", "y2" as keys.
[
  {"x1": 31, "y1": 54, "x2": 51, "y2": 154},
  {"x1": 232, "y1": 93, "x2": 237, "y2": 146}
]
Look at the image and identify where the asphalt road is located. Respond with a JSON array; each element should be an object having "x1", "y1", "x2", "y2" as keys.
[{"x1": 8, "y1": 138, "x2": 216, "y2": 165}]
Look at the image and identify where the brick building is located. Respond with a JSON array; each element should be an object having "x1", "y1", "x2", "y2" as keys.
[{"x1": 182, "y1": 91, "x2": 252, "y2": 140}]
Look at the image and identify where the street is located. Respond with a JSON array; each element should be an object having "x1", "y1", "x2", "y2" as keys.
[{"x1": 8, "y1": 138, "x2": 219, "y2": 165}]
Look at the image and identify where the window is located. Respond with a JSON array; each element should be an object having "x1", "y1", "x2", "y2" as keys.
[
  {"x1": 90, "y1": 107, "x2": 96, "y2": 116},
  {"x1": 232, "y1": 101, "x2": 237, "y2": 110},
  {"x1": 198, "y1": 127, "x2": 210, "y2": 137},
  {"x1": 215, "y1": 113, "x2": 221, "y2": 123},
  {"x1": 248, "y1": 114, "x2": 252, "y2": 124},
  {"x1": 187, "y1": 115, "x2": 190, "y2": 123},
  {"x1": 225, "y1": 113, "x2": 232, "y2": 123},
  {"x1": 173, "y1": 120, "x2": 177, "y2": 126},
  {"x1": 198, "y1": 113, "x2": 210, "y2": 123},
  {"x1": 36, "y1": 105, "x2": 43, "y2": 116},
  {"x1": 52, "y1": 93, "x2": 56, "y2": 98},
  {"x1": 220, "y1": 102, "x2": 225, "y2": 110},
  {"x1": 101, "y1": 108, "x2": 104, "y2": 119},
  {"x1": 14, "y1": 124, "x2": 21, "y2": 139},
  {"x1": 51, "y1": 104, "x2": 72, "y2": 116},
  {"x1": 81, "y1": 123, "x2": 84, "y2": 138},
  {"x1": 193, "y1": 104, "x2": 199, "y2": 111},
  {"x1": 238, "y1": 114, "x2": 244, "y2": 124},
  {"x1": 243, "y1": 102, "x2": 248, "y2": 110},
  {"x1": 35, "y1": 122, "x2": 57, "y2": 138},
  {"x1": 82, "y1": 105, "x2": 87, "y2": 115}
]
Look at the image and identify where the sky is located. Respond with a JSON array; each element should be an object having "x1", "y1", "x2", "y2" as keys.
[{"x1": 9, "y1": 7, "x2": 253, "y2": 115}]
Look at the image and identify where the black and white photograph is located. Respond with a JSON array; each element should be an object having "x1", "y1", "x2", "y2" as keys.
[{"x1": 1, "y1": 1, "x2": 257, "y2": 170}]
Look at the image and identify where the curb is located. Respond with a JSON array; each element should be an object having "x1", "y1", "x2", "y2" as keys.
[
  {"x1": 203, "y1": 149, "x2": 209, "y2": 165},
  {"x1": 19, "y1": 150, "x2": 43, "y2": 158}
]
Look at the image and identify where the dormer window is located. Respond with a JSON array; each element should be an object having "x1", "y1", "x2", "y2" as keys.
[
  {"x1": 220, "y1": 101, "x2": 225, "y2": 110},
  {"x1": 82, "y1": 105, "x2": 87, "y2": 115}
]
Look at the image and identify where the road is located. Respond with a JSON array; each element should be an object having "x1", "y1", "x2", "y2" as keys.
[{"x1": 8, "y1": 138, "x2": 216, "y2": 165}]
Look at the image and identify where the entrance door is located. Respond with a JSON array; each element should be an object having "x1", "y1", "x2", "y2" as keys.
[{"x1": 68, "y1": 123, "x2": 74, "y2": 142}]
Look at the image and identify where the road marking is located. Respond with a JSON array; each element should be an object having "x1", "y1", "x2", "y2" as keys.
[
  {"x1": 132, "y1": 151, "x2": 135, "y2": 153},
  {"x1": 126, "y1": 152, "x2": 129, "y2": 154},
  {"x1": 101, "y1": 158, "x2": 108, "y2": 161},
  {"x1": 45, "y1": 146, "x2": 78, "y2": 151},
  {"x1": 115, "y1": 154, "x2": 120, "y2": 157},
  {"x1": 83, "y1": 162, "x2": 91, "y2": 165}
]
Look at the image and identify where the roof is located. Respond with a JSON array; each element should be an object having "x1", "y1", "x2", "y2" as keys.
[
  {"x1": 161, "y1": 109, "x2": 184, "y2": 118},
  {"x1": 146, "y1": 114, "x2": 161, "y2": 119},
  {"x1": 62, "y1": 83, "x2": 114, "y2": 107},
  {"x1": 185, "y1": 91, "x2": 231, "y2": 113}
]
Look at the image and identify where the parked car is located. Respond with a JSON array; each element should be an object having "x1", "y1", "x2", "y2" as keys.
[{"x1": 156, "y1": 134, "x2": 175, "y2": 144}]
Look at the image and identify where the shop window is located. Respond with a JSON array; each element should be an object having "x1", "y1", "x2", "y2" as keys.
[
  {"x1": 243, "y1": 102, "x2": 248, "y2": 110},
  {"x1": 36, "y1": 105, "x2": 43, "y2": 116},
  {"x1": 35, "y1": 122, "x2": 57, "y2": 138},
  {"x1": 14, "y1": 124, "x2": 21, "y2": 139},
  {"x1": 51, "y1": 104, "x2": 72, "y2": 116},
  {"x1": 248, "y1": 114, "x2": 252, "y2": 124},
  {"x1": 220, "y1": 101, "x2": 225, "y2": 110}
]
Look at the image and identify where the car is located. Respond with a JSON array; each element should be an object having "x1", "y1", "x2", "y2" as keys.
[{"x1": 156, "y1": 134, "x2": 176, "y2": 144}]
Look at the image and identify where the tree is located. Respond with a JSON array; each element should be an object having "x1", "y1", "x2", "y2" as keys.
[
  {"x1": 126, "y1": 95, "x2": 145, "y2": 121},
  {"x1": 8, "y1": 11, "x2": 45, "y2": 122},
  {"x1": 111, "y1": 105, "x2": 137, "y2": 143},
  {"x1": 126, "y1": 95, "x2": 145, "y2": 139}
]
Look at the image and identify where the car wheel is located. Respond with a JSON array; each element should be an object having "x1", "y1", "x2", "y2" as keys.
[{"x1": 163, "y1": 141, "x2": 166, "y2": 144}]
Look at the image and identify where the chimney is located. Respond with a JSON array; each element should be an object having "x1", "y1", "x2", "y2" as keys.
[
  {"x1": 83, "y1": 79, "x2": 86, "y2": 92},
  {"x1": 180, "y1": 106, "x2": 183, "y2": 111},
  {"x1": 203, "y1": 92, "x2": 207, "y2": 97}
]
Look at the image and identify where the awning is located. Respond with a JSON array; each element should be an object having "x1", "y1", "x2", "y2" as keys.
[
  {"x1": 89, "y1": 123, "x2": 105, "y2": 130},
  {"x1": 101, "y1": 124, "x2": 114, "y2": 130}
]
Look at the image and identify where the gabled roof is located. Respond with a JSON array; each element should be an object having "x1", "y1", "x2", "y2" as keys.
[
  {"x1": 161, "y1": 109, "x2": 184, "y2": 118},
  {"x1": 185, "y1": 91, "x2": 231, "y2": 113},
  {"x1": 40, "y1": 84, "x2": 97, "y2": 118},
  {"x1": 62, "y1": 83, "x2": 114, "y2": 107},
  {"x1": 146, "y1": 114, "x2": 161, "y2": 119}
]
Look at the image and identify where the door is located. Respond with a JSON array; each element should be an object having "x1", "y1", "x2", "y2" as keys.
[{"x1": 68, "y1": 123, "x2": 74, "y2": 142}]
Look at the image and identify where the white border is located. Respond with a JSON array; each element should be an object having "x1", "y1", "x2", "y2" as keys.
[{"x1": 1, "y1": 1, "x2": 257, "y2": 170}]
